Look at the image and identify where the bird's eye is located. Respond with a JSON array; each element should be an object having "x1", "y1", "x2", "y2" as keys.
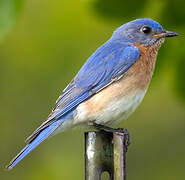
[{"x1": 141, "y1": 26, "x2": 152, "y2": 34}]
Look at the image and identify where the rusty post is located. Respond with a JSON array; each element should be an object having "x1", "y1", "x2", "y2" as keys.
[{"x1": 85, "y1": 131, "x2": 128, "y2": 180}]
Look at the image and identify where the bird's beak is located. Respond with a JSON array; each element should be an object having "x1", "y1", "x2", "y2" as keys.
[{"x1": 153, "y1": 31, "x2": 179, "y2": 38}]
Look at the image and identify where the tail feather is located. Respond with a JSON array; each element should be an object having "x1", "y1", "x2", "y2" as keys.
[{"x1": 6, "y1": 120, "x2": 61, "y2": 170}]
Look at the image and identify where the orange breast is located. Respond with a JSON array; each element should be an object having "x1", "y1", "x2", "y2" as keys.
[
  {"x1": 76, "y1": 43, "x2": 159, "y2": 120},
  {"x1": 124, "y1": 43, "x2": 159, "y2": 90}
]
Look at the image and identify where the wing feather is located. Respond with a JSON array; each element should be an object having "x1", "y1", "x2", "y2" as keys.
[{"x1": 26, "y1": 41, "x2": 140, "y2": 143}]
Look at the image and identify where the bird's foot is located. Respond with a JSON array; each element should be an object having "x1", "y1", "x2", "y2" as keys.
[{"x1": 92, "y1": 123, "x2": 131, "y2": 151}]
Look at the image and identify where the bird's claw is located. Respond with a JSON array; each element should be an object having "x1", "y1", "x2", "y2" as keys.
[{"x1": 92, "y1": 123, "x2": 130, "y2": 151}]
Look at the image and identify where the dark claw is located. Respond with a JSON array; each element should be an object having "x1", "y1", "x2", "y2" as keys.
[{"x1": 92, "y1": 123, "x2": 131, "y2": 151}]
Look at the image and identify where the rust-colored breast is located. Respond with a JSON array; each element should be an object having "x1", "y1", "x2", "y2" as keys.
[
  {"x1": 77, "y1": 44, "x2": 159, "y2": 119},
  {"x1": 123, "y1": 43, "x2": 159, "y2": 90}
]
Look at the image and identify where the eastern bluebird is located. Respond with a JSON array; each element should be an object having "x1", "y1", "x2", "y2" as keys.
[{"x1": 7, "y1": 18, "x2": 178, "y2": 170}]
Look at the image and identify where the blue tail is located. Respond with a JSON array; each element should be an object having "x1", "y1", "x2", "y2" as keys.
[{"x1": 6, "y1": 120, "x2": 61, "y2": 170}]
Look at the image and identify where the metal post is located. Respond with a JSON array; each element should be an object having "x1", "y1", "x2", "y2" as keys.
[
  {"x1": 85, "y1": 131, "x2": 128, "y2": 180},
  {"x1": 113, "y1": 132, "x2": 127, "y2": 180}
]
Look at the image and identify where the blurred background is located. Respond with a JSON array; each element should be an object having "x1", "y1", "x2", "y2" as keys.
[{"x1": 0, "y1": 0, "x2": 185, "y2": 179}]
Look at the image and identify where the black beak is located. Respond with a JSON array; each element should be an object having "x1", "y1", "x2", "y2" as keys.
[
  {"x1": 153, "y1": 31, "x2": 179, "y2": 38},
  {"x1": 164, "y1": 31, "x2": 179, "y2": 37}
]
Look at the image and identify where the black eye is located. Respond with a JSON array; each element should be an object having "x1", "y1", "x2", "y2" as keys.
[{"x1": 141, "y1": 26, "x2": 152, "y2": 34}]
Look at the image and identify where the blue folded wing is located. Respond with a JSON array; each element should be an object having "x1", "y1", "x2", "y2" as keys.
[
  {"x1": 26, "y1": 40, "x2": 140, "y2": 143},
  {"x1": 7, "y1": 120, "x2": 62, "y2": 170},
  {"x1": 54, "y1": 41, "x2": 140, "y2": 115},
  {"x1": 7, "y1": 40, "x2": 140, "y2": 170}
]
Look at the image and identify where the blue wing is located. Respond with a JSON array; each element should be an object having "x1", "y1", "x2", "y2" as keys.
[
  {"x1": 26, "y1": 40, "x2": 140, "y2": 143},
  {"x1": 52, "y1": 41, "x2": 140, "y2": 117},
  {"x1": 7, "y1": 120, "x2": 61, "y2": 170},
  {"x1": 7, "y1": 40, "x2": 140, "y2": 169},
  {"x1": 6, "y1": 112, "x2": 73, "y2": 170}
]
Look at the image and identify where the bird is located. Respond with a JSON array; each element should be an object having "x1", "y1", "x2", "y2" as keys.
[{"x1": 7, "y1": 18, "x2": 178, "y2": 170}]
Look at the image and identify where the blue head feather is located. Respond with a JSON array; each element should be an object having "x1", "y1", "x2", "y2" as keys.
[{"x1": 112, "y1": 18, "x2": 165, "y2": 45}]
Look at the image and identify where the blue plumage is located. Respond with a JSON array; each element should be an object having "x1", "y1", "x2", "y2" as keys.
[
  {"x1": 7, "y1": 121, "x2": 60, "y2": 170},
  {"x1": 7, "y1": 112, "x2": 73, "y2": 170},
  {"x1": 24, "y1": 40, "x2": 140, "y2": 144},
  {"x1": 7, "y1": 18, "x2": 178, "y2": 170},
  {"x1": 53, "y1": 42, "x2": 140, "y2": 118}
]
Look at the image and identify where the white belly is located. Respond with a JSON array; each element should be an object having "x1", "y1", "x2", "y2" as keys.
[{"x1": 74, "y1": 89, "x2": 146, "y2": 126}]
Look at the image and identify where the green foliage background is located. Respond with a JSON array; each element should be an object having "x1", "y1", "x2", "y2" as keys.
[{"x1": 0, "y1": 0, "x2": 185, "y2": 179}]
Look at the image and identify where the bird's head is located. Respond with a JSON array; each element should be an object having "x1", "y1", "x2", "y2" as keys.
[{"x1": 112, "y1": 18, "x2": 178, "y2": 46}]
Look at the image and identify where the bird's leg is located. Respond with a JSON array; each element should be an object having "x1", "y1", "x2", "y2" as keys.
[
  {"x1": 92, "y1": 123, "x2": 131, "y2": 149},
  {"x1": 93, "y1": 123, "x2": 116, "y2": 132}
]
